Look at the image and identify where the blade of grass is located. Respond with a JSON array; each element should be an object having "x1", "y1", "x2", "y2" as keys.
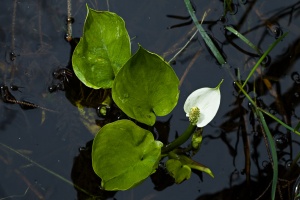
[
  {"x1": 235, "y1": 79, "x2": 300, "y2": 200},
  {"x1": 258, "y1": 108, "x2": 300, "y2": 136},
  {"x1": 294, "y1": 120, "x2": 300, "y2": 133},
  {"x1": 234, "y1": 81, "x2": 300, "y2": 136},
  {"x1": 225, "y1": 26, "x2": 261, "y2": 54},
  {"x1": 257, "y1": 110, "x2": 278, "y2": 200},
  {"x1": 241, "y1": 32, "x2": 288, "y2": 89},
  {"x1": 184, "y1": 0, "x2": 226, "y2": 65}
]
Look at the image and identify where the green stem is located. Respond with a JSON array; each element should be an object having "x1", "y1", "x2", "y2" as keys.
[{"x1": 161, "y1": 123, "x2": 196, "y2": 154}]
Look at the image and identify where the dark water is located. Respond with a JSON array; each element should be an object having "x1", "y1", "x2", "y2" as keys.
[{"x1": 1, "y1": 0, "x2": 300, "y2": 199}]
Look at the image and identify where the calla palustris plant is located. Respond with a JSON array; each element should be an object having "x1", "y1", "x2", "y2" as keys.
[{"x1": 72, "y1": 5, "x2": 223, "y2": 191}]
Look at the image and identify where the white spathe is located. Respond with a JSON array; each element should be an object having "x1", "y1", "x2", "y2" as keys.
[{"x1": 184, "y1": 80, "x2": 223, "y2": 127}]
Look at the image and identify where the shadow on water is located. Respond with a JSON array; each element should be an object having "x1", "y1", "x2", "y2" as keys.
[{"x1": 0, "y1": 0, "x2": 300, "y2": 199}]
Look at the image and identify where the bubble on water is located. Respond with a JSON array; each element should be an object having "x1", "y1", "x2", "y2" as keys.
[
  {"x1": 5, "y1": 49, "x2": 18, "y2": 63},
  {"x1": 248, "y1": 102, "x2": 254, "y2": 109},
  {"x1": 9, "y1": 52, "x2": 17, "y2": 61},
  {"x1": 48, "y1": 85, "x2": 57, "y2": 93},
  {"x1": 285, "y1": 159, "x2": 293, "y2": 170},
  {"x1": 273, "y1": 131, "x2": 289, "y2": 150},
  {"x1": 66, "y1": 17, "x2": 75, "y2": 23},
  {"x1": 267, "y1": 22, "x2": 283, "y2": 39},
  {"x1": 219, "y1": 16, "x2": 228, "y2": 24}
]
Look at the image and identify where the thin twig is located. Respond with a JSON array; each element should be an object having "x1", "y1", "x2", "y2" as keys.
[
  {"x1": 0, "y1": 142, "x2": 95, "y2": 198},
  {"x1": 66, "y1": 0, "x2": 72, "y2": 42},
  {"x1": 14, "y1": 169, "x2": 44, "y2": 199},
  {"x1": 179, "y1": 49, "x2": 202, "y2": 88},
  {"x1": 11, "y1": 0, "x2": 17, "y2": 51},
  {"x1": 168, "y1": 30, "x2": 198, "y2": 64},
  {"x1": 38, "y1": 0, "x2": 43, "y2": 46}
]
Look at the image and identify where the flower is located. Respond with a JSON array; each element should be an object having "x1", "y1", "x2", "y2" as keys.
[{"x1": 184, "y1": 80, "x2": 223, "y2": 127}]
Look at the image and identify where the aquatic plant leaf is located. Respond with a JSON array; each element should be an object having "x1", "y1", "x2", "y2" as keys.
[
  {"x1": 257, "y1": 110, "x2": 278, "y2": 200},
  {"x1": 175, "y1": 154, "x2": 214, "y2": 178},
  {"x1": 184, "y1": 80, "x2": 223, "y2": 127},
  {"x1": 92, "y1": 119, "x2": 163, "y2": 191},
  {"x1": 112, "y1": 46, "x2": 179, "y2": 126},
  {"x1": 72, "y1": 6, "x2": 131, "y2": 89},
  {"x1": 166, "y1": 159, "x2": 191, "y2": 184},
  {"x1": 191, "y1": 128, "x2": 203, "y2": 152}
]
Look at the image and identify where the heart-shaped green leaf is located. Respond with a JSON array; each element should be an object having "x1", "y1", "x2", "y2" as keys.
[
  {"x1": 72, "y1": 6, "x2": 131, "y2": 89},
  {"x1": 92, "y1": 119, "x2": 163, "y2": 191},
  {"x1": 112, "y1": 46, "x2": 179, "y2": 126}
]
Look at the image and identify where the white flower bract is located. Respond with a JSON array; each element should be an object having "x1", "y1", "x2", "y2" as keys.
[{"x1": 184, "y1": 80, "x2": 222, "y2": 127}]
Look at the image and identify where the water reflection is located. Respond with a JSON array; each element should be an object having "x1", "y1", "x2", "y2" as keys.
[{"x1": 0, "y1": 0, "x2": 300, "y2": 199}]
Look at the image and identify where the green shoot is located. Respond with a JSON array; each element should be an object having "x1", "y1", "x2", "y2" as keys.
[
  {"x1": 225, "y1": 26, "x2": 261, "y2": 54},
  {"x1": 241, "y1": 32, "x2": 289, "y2": 89},
  {"x1": 184, "y1": 0, "x2": 226, "y2": 65},
  {"x1": 257, "y1": 111, "x2": 278, "y2": 200},
  {"x1": 294, "y1": 120, "x2": 300, "y2": 133},
  {"x1": 235, "y1": 82, "x2": 278, "y2": 200}
]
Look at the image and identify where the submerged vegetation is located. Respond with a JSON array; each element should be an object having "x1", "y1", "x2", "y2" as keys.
[{"x1": 0, "y1": 0, "x2": 300, "y2": 199}]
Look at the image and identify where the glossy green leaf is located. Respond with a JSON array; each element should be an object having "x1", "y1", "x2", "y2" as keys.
[
  {"x1": 112, "y1": 46, "x2": 180, "y2": 126},
  {"x1": 166, "y1": 159, "x2": 191, "y2": 184},
  {"x1": 72, "y1": 6, "x2": 131, "y2": 89},
  {"x1": 92, "y1": 119, "x2": 163, "y2": 191}
]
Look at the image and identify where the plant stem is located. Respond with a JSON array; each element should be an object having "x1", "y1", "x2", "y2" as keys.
[{"x1": 161, "y1": 123, "x2": 196, "y2": 154}]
